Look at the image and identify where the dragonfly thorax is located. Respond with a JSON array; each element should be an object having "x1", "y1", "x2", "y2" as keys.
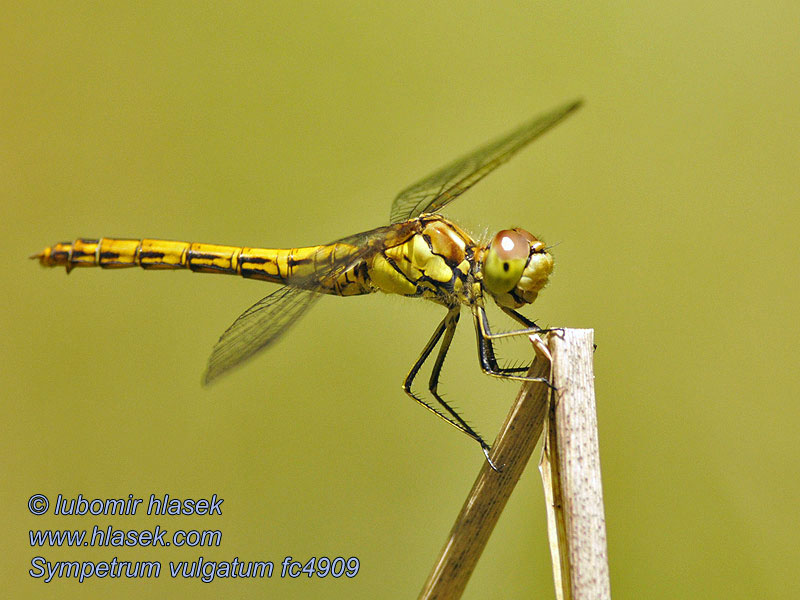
[{"x1": 480, "y1": 228, "x2": 553, "y2": 309}]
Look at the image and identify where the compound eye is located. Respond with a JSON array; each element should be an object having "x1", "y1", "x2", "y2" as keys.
[
  {"x1": 511, "y1": 227, "x2": 536, "y2": 244},
  {"x1": 513, "y1": 227, "x2": 545, "y2": 253},
  {"x1": 483, "y1": 230, "x2": 529, "y2": 294},
  {"x1": 493, "y1": 230, "x2": 529, "y2": 261}
]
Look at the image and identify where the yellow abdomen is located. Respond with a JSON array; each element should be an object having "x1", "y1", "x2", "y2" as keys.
[{"x1": 33, "y1": 237, "x2": 372, "y2": 296}]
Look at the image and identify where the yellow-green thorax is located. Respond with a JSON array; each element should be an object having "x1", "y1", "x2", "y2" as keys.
[{"x1": 366, "y1": 216, "x2": 474, "y2": 304}]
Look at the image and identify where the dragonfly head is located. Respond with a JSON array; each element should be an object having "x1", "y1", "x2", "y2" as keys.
[{"x1": 481, "y1": 228, "x2": 553, "y2": 308}]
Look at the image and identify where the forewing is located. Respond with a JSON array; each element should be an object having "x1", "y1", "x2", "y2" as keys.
[
  {"x1": 202, "y1": 220, "x2": 419, "y2": 384},
  {"x1": 390, "y1": 99, "x2": 582, "y2": 223}
]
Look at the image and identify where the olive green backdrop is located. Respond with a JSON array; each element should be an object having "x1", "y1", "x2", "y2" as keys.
[{"x1": 3, "y1": 2, "x2": 798, "y2": 598}]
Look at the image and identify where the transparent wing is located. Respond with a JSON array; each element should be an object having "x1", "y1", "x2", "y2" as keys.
[
  {"x1": 202, "y1": 221, "x2": 418, "y2": 384},
  {"x1": 203, "y1": 285, "x2": 319, "y2": 385},
  {"x1": 390, "y1": 99, "x2": 582, "y2": 223}
]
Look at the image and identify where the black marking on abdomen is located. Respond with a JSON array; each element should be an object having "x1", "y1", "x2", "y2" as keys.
[
  {"x1": 242, "y1": 255, "x2": 269, "y2": 265},
  {"x1": 139, "y1": 251, "x2": 166, "y2": 260},
  {"x1": 187, "y1": 251, "x2": 219, "y2": 261},
  {"x1": 189, "y1": 263, "x2": 232, "y2": 273},
  {"x1": 287, "y1": 255, "x2": 313, "y2": 267}
]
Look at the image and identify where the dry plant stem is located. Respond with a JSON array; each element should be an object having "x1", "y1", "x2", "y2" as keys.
[
  {"x1": 545, "y1": 329, "x2": 610, "y2": 600},
  {"x1": 418, "y1": 335, "x2": 553, "y2": 600},
  {"x1": 540, "y1": 398, "x2": 571, "y2": 600}
]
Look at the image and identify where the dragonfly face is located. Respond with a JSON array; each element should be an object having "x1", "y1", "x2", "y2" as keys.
[
  {"x1": 34, "y1": 99, "x2": 582, "y2": 468},
  {"x1": 479, "y1": 228, "x2": 554, "y2": 309}
]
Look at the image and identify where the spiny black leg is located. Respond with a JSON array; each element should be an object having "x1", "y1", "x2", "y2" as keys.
[
  {"x1": 502, "y1": 307, "x2": 565, "y2": 339},
  {"x1": 403, "y1": 307, "x2": 501, "y2": 470},
  {"x1": 403, "y1": 314, "x2": 447, "y2": 396},
  {"x1": 426, "y1": 309, "x2": 459, "y2": 397},
  {"x1": 478, "y1": 324, "x2": 527, "y2": 374},
  {"x1": 494, "y1": 308, "x2": 541, "y2": 373},
  {"x1": 498, "y1": 307, "x2": 562, "y2": 376},
  {"x1": 479, "y1": 305, "x2": 550, "y2": 341},
  {"x1": 472, "y1": 307, "x2": 555, "y2": 387},
  {"x1": 476, "y1": 309, "x2": 527, "y2": 373},
  {"x1": 501, "y1": 307, "x2": 540, "y2": 329},
  {"x1": 403, "y1": 311, "x2": 482, "y2": 440},
  {"x1": 426, "y1": 309, "x2": 501, "y2": 471},
  {"x1": 480, "y1": 305, "x2": 556, "y2": 374}
]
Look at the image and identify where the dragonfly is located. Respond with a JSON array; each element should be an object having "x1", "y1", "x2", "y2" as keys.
[{"x1": 34, "y1": 99, "x2": 582, "y2": 469}]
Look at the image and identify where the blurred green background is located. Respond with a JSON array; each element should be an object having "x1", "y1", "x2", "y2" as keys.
[{"x1": 2, "y1": 2, "x2": 798, "y2": 598}]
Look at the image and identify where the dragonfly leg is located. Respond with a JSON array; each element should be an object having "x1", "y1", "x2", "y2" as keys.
[
  {"x1": 403, "y1": 313, "x2": 448, "y2": 398},
  {"x1": 502, "y1": 306, "x2": 541, "y2": 329},
  {"x1": 473, "y1": 306, "x2": 555, "y2": 388},
  {"x1": 403, "y1": 307, "x2": 500, "y2": 470},
  {"x1": 502, "y1": 306, "x2": 567, "y2": 341},
  {"x1": 427, "y1": 309, "x2": 502, "y2": 472},
  {"x1": 479, "y1": 305, "x2": 562, "y2": 341}
]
